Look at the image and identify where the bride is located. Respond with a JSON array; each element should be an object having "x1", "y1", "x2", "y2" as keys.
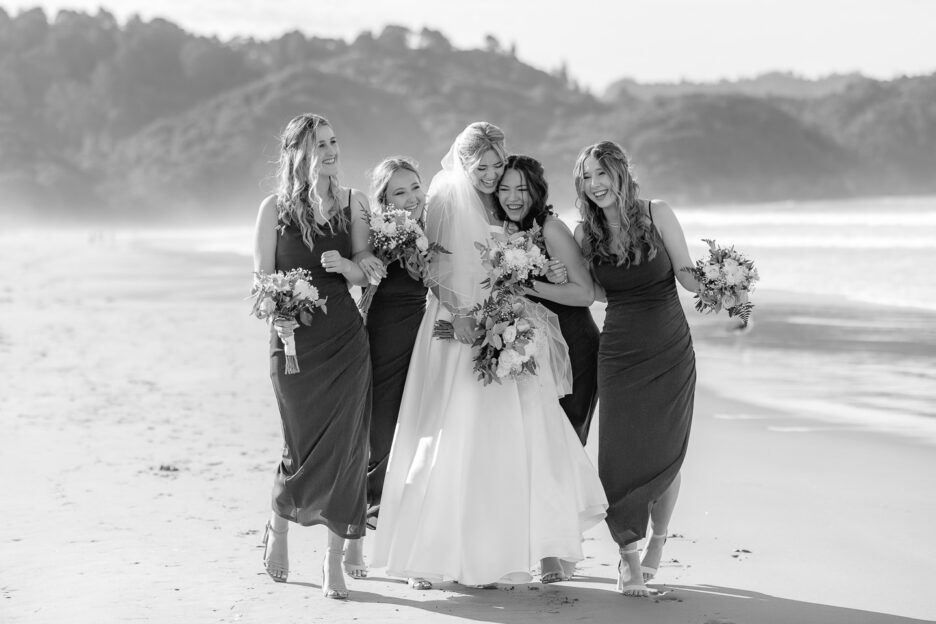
[{"x1": 370, "y1": 122, "x2": 607, "y2": 586}]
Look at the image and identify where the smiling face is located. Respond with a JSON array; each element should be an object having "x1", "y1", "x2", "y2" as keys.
[
  {"x1": 581, "y1": 155, "x2": 617, "y2": 209},
  {"x1": 384, "y1": 168, "x2": 424, "y2": 212},
  {"x1": 309, "y1": 124, "x2": 339, "y2": 177},
  {"x1": 497, "y1": 168, "x2": 532, "y2": 223},
  {"x1": 468, "y1": 149, "x2": 505, "y2": 195}
]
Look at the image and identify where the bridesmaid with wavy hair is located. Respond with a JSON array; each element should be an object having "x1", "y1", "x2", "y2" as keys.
[
  {"x1": 573, "y1": 140, "x2": 699, "y2": 597},
  {"x1": 253, "y1": 113, "x2": 372, "y2": 600}
]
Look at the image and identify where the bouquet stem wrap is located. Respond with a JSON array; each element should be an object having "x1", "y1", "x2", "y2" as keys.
[
  {"x1": 357, "y1": 277, "x2": 381, "y2": 324},
  {"x1": 282, "y1": 332, "x2": 300, "y2": 374}
]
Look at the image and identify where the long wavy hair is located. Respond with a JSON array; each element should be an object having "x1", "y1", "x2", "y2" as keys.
[
  {"x1": 370, "y1": 156, "x2": 421, "y2": 209},
  {"x1": 573, "y1": 140, "x2": 657, "y2": 266},
  {"x1": 274, "y1": 113, "x2": 350, "y2": 252},
  {"x1": 494, "y1": 154, "x2": 554, "y2": 232},
  {"x1": 455, "y1": 122, "x2": 507, "y2": 172}
]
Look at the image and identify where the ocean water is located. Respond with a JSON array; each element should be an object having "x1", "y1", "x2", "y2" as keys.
[
  {"x1": 674, "y1": 195, "x2": 936, "y2": 312},
  {"x1": 170, "y1": 194, "x2": 936, "y2": 313},
  {"x1": 72, "y1": 196, "x2": 934, "y2": 441}
]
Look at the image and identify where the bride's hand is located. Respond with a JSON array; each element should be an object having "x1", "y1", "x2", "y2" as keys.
[{"x1": 453, "y1": 315, "x2": 478, "y2": 344}]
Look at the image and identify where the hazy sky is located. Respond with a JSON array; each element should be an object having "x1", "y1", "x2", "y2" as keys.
[{"x1": 5, "y1": 0, "x2": 936, "y2": 92}]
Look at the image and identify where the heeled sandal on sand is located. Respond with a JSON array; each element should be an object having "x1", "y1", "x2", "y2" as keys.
[
  {"x1": 261, "y1": 522, "x2": 289, "y2": 583},
  {"x1": 407, "y1": 577, "x2": 433, "y2": 590},
  {"x1": 618, "y1": 547, "x2": 650, "y2": 597},
  {"x1": 641, "y1": 533, "x2": 668, "y2": 581},
  {"x1": 540, "y1": 557, "x2": 570, "y2": 584},
  {"x1": 342, "y1": 545, "x2": 368, "y2": 579},
  {"x1": 323, "y1": 551, "x2": 349, "y2": 600}
]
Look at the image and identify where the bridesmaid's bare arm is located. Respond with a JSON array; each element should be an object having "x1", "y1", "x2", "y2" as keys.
[
  {"x1": 340, "y1": 189, "x2": 372, "y2": 287},
  {"x1": 525, "y1": 217, "x2": 594, "y2": 306},
  {"x1": 648, "y1": 200, "x2": 699, "y2": 293},
  {"x1": 253, "y1": 195, "x2": 296, "y2": 337},
  {"x1": 253, "y1": 194, "x2": 279, "y2": 276},
  {"x1": 574, "y1": 223, "x2": 606, "y2": 303}
]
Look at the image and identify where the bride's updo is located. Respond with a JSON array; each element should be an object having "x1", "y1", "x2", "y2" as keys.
[{"x1": 455, "y1": 122, "x2": 507, "y2": 171}]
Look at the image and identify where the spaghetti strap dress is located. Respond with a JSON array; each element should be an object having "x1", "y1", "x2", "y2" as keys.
[
  {"x1": 365, "y1": 260, "x2": 428, "y2": 514},
  {"x1": 269, "y1": 195, "x2": 371, "y2": 539},
  {"x1": 591, "y1": 201, "x2": 696, "y2": 546},
  {"x1": 528, "y1": 219, "x2": 600, "y2": 444}
]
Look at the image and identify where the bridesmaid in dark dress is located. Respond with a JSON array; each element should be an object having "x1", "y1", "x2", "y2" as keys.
[
  {"x1": 352, "y1": 157, "x2": 432, "y2": 590},
  {"x1": 253, "y1": 113, "x2": 373, "y2": 600},
  {"x1": 495, "y1": 155, "x2": 600, "y2": 447},
  {"x1": 572, "y1": 140, "x2": 699, "y2": 597},
  {"x1": 494, "y1": 154, "x2": 600, "y2": 584}
]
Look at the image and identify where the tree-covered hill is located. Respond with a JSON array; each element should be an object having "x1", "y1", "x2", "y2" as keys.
[{"x1": 1, "y1": 7, "x2": 933, "y2": 223}]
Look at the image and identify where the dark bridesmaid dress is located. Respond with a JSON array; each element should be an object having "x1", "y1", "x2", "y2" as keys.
[
  {"x1": 365, "y1": 260, "x2": 427, "y2": 515},
  {"x1": 527, "y1": 222, "x2": 600, "y2": 444},
  {"x1": 270, "y1": 200, "x2": 371, "y2": 539},
  {"x1": 592, "y1": 202, "x2": 696, "y2": 546}
]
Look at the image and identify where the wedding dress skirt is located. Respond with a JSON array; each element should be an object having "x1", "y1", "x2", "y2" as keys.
[{"x1": 370, "y1": 295, "x2": 608, "y2": 585}]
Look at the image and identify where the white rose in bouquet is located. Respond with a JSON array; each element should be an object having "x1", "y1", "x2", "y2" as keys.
[
  {"x1": 495, "y1": 348, "x2": 523, "y2": 379},
  {"x1": 502, "y1": 325, "x2": 517, "y2": 343},
  {"x1": 293, "y1": 279, "x2": 319, "y2": 301}
]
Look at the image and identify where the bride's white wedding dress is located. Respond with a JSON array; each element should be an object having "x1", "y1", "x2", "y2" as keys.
[{"x1": 370, "y1": 221, "x2": 608, "y2": 585}]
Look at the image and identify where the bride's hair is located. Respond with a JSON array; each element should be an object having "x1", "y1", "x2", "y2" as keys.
[
  {"x1": 574, "y1": 141, "x2": 657, "y2": 267},
  {"x1": 455, "y1": 122, "x2": 507, "y2": 172},
  {"x1": 274, "y1": 113, "x2": 350, "y2": 252},
  {"x1": 494, "y1": 154, "x2": 555, "y2": 232},
  {"x1": 370, "y1": 156, "x2": 421, "y2": 209}
]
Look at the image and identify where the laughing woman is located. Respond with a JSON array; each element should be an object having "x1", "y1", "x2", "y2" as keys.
[
  {"x1": 253, "y1": 113, "x2": 372, "y2": 600},
  {"x1": 495, "y1": 155, "x2": 600, "y2": 446},
  {"x1": 372, "y1": 123, "x2": 607, "y2": 588},
  {"x1": 495, "y1": 154, "x2": 601, "y2": 583},
  {"x1": 573, "y1": 140, "x2": 698, "y2": 597}
]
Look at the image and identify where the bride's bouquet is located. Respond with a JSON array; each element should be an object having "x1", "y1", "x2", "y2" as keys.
[
  {"x1": 433, "y1": 293, "x2": 540, "y2": 386},
  {"x1": 250, "y1": 268, "x2": 328, "y2": 374},
  {"x1": 476, "y1": 223, "x2": 548, "y2": 296},
  {"x1": 683, "y1": 239, "x2": 760, "y2": 328},
  {"x1": 358, "y1": 203, "x2": 448, "y2": 320}
]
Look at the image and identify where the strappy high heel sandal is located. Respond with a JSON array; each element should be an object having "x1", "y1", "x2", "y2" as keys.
[
  {"x1": 261, "y1": 521, "x2": 289, "y2": 583},
  {"x1": 641, "y1": 533, "x2": 668, "y2": 581},
  {"x1": 323, "y1": 550, "x2": 349, "y2": 600},
  {"x1": 618, "y1": 547, "x2": 649, "y2": 597},
  {"x1": 342, "y1": 540, "x2": 368, "y2": 579}
]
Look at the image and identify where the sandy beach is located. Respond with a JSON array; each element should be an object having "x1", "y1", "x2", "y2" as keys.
[{"x1": 1, "y1": 228, "x2": 935, "y2": 623}]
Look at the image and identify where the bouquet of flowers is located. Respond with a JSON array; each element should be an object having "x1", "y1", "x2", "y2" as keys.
[
  {"x1": 358, "y1": 203, "x2": 449, "y2": 320},
  {"x1": 682, "y1": 239, "x2": 760, "y2": 328},
  {"x1": 433, "y1": 293, "x2": 540, "y2": 386},
  {"x1": 476, "y1": 223, "x2": 548, "y2": 296},
  {"x1": 249, "y1": 268, "x2": 328, "y2": 374}
]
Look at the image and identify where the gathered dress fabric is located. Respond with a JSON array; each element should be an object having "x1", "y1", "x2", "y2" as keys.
[
  {"x1": 592, "y1": 213, "x2": 695, "y2": 546},
  {"x1": 269, "y1": 202, "x2": 371, "y2": 539}
]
